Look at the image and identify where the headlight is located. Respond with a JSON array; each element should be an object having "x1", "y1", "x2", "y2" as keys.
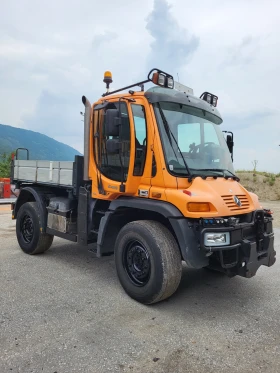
[{"x1": 204, "y1": 232, "x2": 230, "y2": 246}]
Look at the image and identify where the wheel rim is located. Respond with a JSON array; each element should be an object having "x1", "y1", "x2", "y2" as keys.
[
  {"x1": 20, "y1": 213, "x2": 34, "y2": 243},
  {"x1": 123, "y1": 240, "x2": 151, "y2": 286}
]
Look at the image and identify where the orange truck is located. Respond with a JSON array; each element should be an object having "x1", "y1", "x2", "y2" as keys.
[{"x1": 10, "y1": 68, "x2": 276, "y2": 304}]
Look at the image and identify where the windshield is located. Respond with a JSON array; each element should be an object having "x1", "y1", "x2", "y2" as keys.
[{"x1": 153, "y1": 101, "x2": 234, "y2": 177}]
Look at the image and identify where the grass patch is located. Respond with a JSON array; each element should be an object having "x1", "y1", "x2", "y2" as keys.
[
  {"x1": 236, "y1": 170, "x2": 280, "y2": 201},
  {"x1": 236, "y1": 170, "x2": 278, "y2": 178},
  {"x1": 269, "y1": 174, "x2": 276, "y2": 186}
]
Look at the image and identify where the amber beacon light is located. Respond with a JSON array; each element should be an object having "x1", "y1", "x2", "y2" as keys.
[{"x1": 103, "y1": 71, "x2": 113, "y2": 92}]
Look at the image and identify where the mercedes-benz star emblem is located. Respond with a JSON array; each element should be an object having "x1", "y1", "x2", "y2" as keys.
[{"x1": 233, "y1": 196, "x2": 242, "y2": 207}]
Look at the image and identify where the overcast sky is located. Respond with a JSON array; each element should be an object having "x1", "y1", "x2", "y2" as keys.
[{"x1": 1, "y1": 0, "x2": 279, "y2": 172}]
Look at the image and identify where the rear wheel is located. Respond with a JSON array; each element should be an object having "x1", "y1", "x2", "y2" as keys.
[
  {"x1": 16, "y1": 202, "x2": 53, "y2": 254},
  {"x1": 114, "y1": 220, "x2": 182, "y2": 304}
]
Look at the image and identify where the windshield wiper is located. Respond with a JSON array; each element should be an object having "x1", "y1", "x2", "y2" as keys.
[
  {"x1": 157, "y1": 103, "x2": 192, "y2": 179},
  {"x1": 223, "y1": 169, "x2": 240, "y2": 181},
  {"x1": 192, "y1": 168, "x2": 240, "y2": 181}
]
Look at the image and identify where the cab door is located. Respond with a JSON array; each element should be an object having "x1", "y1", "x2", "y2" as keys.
[{"x1": 89, "y1": 97, "x2": 151, "y2": 200}]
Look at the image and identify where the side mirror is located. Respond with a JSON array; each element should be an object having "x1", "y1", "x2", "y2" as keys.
[
  {"x1": 105, "y1": 109, "x2": 120, "y2": 136},
  {"x1": 106, "y1": 139, "x2": 120, "y2": 154},
  {"x1": 226, "y1": 134, "x2": 234, "y2": 154}
]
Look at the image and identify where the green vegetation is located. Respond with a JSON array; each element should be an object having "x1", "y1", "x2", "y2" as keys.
[
  {"x1": 236, "y1": 169, "x2": 280, "y2": 202},
  {"x1": 269, "y1": 174, "x2": 276, "y2": 186},
  {"x1": 0, "y1": 152, "x2": 12, "y2": 178},
  {"x1": 236, "y1": 170, "x2": 279, "y2": 178},
  {"x1": 252, "y1": 160, "x2": 258, "y2": 173},
  {"x1": 0, "y1": 123, "x2": 81, "y2": 161}
]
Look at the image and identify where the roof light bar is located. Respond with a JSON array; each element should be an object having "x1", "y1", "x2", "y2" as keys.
[
  {"x1": 148, "y1": 68, "x2": 174, "y2": 89},
  {"x1": 200, "y1": 92, "x2": 218, "y2": 107}
]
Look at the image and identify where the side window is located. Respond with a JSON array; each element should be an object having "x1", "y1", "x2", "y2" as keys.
[
  {"x1": 131, "y1": 104, "x2": 147, "y2": 176},
  {"x1": 94, "y1": 102, "x2": 131, "y2": 182}
]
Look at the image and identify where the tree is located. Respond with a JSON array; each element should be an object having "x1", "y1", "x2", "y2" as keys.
[
  {"x1": 252, "y1": 160, "x2": 258, "y2": 173},
  {"x1": 0, "y1": 152, "x2": 13, "y2": 178}
]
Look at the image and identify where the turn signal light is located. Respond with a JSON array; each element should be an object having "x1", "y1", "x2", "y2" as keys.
[{"x1": 187, "y1": 202, "x2": 210, "y2": 212}]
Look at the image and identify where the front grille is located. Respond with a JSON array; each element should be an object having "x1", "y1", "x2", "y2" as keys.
[{"x1": 221, "y1": 195, "x2": 250, "y2": 211}]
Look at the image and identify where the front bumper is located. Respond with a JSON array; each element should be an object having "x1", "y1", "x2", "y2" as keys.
[{"x1": 199, "y1": 210, "x2": 276, "y2": 278}]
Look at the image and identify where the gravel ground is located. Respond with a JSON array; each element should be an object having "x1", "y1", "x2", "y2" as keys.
[
  {"x1": 260, "y1": 200, "x2": 280, "y2": 228},
  {"x1": 0, "y1": 205, "x2": 280, "y2": 373}
]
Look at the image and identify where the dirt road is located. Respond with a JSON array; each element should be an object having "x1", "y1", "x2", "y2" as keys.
[
  {"x1": 1, "y1": 203, "x2": 280, "y2": 372},
  {"x1": 0, "y1": 205, "x2": 12, "y2": 213}
]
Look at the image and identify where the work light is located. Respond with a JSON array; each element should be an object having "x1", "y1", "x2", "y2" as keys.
[
  {"x1": 158, "y1": 73, "x2": 166, "y2": 86},
  {"x1": 148, "y1": 68, "x2": 174, "y2": 89},
  {"x1": 212, "y1": 96, "x2": 217, "y2": 106},
  {"x1": 167, "y1": 77, "x2": 174, "y2": 88},
  {"x1": 200, "y1": 92, "x2": 218, "y2": 107}
]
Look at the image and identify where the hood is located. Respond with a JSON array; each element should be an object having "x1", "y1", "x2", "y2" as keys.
[{"x1": 166, "y1": 177, "x2": 261, "y2": 218}]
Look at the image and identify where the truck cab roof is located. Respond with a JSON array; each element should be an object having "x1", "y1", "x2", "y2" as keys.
[
  {"x1": 144, "y1": 86, "x2": 223, "y2": 125},
  {"x1": 94, "y1": 84, "x2": 223, "y2": 125}
]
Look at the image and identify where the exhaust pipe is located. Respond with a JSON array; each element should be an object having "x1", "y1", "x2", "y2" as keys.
[{"x1": 82, "y1": 95, "x2": 91, "y2": 181}]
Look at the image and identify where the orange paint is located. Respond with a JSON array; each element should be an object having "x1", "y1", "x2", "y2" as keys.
[{"x1": 86, "y1": 92, "x2": 259, "y2": 218}]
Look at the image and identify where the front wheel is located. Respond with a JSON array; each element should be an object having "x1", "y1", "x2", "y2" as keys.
[
  {"x1": 16, "y1": 202, "x2": 54, "y2": 255},
  {"x1": 114, "y1": 220, "x2": 182, "y2": 304}
]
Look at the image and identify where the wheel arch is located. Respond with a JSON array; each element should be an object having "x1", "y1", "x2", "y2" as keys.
[
  {"x1": 97, "y1": 207, "x2": 178, "y2": 257},
  {"x1": 13, "y1": 186, "x2": 55, "y2": 233},
  {"x1": 97, "y1": 197, "x2": 209, "y2": 269}
]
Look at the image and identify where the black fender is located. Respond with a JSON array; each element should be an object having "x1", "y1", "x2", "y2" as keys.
[
  {"x1": 97, "y1": 197, "x2": 209, "y2": 269},
  {"x1": 169, "y1": 218, "x2": 208, "y2": 268},
  {"x1": 13, "y1": 186, "x2": 55, "y2": 233},
  {"x1": 109, "y1": 197, "x2": 183, "y2": 218}
]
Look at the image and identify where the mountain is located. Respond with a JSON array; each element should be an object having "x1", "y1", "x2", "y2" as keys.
[{"x1": 0, "y1": 124, "x2": 82, "y2": 161}]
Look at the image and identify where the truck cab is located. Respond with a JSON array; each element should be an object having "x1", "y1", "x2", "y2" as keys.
[{"x1": 11, "y1": 68, "x2": 276, "y2": 304}]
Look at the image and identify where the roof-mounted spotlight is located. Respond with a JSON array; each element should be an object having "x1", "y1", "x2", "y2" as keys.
[
  {"x1": 148, "y1": 68, "x2": 174, "y2": 89},
  {"x1": 200, "y1": 92, "x2": 218, "y2": 107}
]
